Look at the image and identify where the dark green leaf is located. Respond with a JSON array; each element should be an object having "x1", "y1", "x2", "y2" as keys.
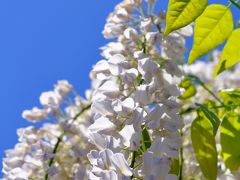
[
  {"x1": 169, "y1": 159, "x2": 179, "y2": 175},
  {"x1": 138, "y1": 125, "x2": 151, "y2": 155}
]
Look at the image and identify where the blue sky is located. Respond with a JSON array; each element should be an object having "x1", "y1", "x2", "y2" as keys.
[{"x1": 0, "y1": 0, "x2": 238, "y2": 175}]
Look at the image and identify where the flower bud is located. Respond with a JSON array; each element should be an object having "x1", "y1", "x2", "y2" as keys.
[
  {"x1": 22, "y1": 107, "x2": 48, "y2": 122},
  {"x1": 146, "y1": 32, "x2": 160, "y2": 45},
  {"x1": 140, "y1": 18, "x2": 152, "y2": 32},
  {"x1": 123, "y1": 27, "x2": 138, "y2": 42}
]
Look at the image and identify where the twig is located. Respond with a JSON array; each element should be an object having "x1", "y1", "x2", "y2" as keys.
[{"x1": 44, "y1": 104, "x2": 91, "y2": 180}]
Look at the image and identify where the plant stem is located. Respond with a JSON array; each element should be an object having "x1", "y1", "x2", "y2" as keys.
[
  {"x1": 199, "y1": 82, "x2": 223, "y2": 104},
  {"x1": 44, "y1": 104, "x2": 91, "y2": 180},
  {"x1": 229, "y1": 0, "x2": 240, "y2": 9},
  {"x1": 178, "y1": 130, "x2": 184, "y2": 180},
  {"x1": 186, "y1": 74, "x2": 223, "y2": 104},
  {"x1": 130, "y1": 151, "x2": 137, "y2": 179},
  {"x1": 147, "y1": 3, "x2": 151, "y2": 16}
]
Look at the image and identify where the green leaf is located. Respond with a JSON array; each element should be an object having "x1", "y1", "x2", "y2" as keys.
[
  {"x1": 138, "y1": 125, "x2": 151, "y2": 155},
  {"x1": 229, "y1": 0, "x2": 240, "y2": 10},
  {"x1": 191, "y1": 115, "x2": 218, "y2": 180},
  {"x1": 165, "y1": 0, "x2": 207, "y2": 35},
  {"x1": 218, "y1": 89, "x2": 240, "y2": 106},
  {"x1": 169, "y1": 159, "x2": 180, "y2": 175},
  {"x1": 204, "y1": 100, "x2": 226, "y2": 119},
  {"x1": 188, "y1": 4, "x2": 233, "y2": 64},
  {"x1": 214, "y1": 29, "x2": 240, "y2": 76},
  {"x1": 141, "y1": 126, "x2": 151, "y2": 150},
  {"x1": 221, "y1": 113, "x2": 240, "y2": 172},
  {"x1": 179, "y1": 79, "x2": 197, "y2": 100},
  {"x1": 196, "y1": 103, "x2": 220, "y2": 136},
  {"x1": 203, "y1": 100, "x2": 218, "y2": 115}
]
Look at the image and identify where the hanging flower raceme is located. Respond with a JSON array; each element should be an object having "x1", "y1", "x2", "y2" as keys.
[
  {"x1": 88, "y1": 0, "x2": 192, "y2": 179},
  {"x1": 3, "y1": 81, "x2": 93, "y2": 180}
]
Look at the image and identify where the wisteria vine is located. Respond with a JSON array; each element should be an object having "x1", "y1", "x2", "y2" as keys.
[{"x1": 2, "y1": 0, "x2": 240, "y2": 180}]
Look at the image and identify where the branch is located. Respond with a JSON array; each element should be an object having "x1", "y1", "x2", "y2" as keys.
[{"x1": 44, "y1": 104, "x2": 91, "y2": 180}]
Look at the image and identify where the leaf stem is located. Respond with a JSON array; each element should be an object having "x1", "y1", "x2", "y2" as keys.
[
  {"x1": 44, "y1": 104, "x2": 91, "y2": 180},
  {"x1": 186, "y1": 74, "x2": 223, "y2": 104},
  {"x1": 130, "y1": 151, "x2": 137, "y2": 180},
  {"x1": 180, "y1": 103, "x2": 239, "y2": 115},
  {"x1": 178, "y1": 130, "x2": 184, "y2": 180},
  {"x1": 200, "y1": 83, "x2": 223, "y2": 104},
  {"x1": 229, "y1": 0, "x2": 240, "y2": 9}
]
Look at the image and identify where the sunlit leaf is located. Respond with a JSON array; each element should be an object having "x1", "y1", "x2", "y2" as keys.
[
  {"x1": 203, "y1": 100, "x2": 218, "y2": 114},
  {"x1": 188, "y1": 4, "x2": 233, "y2": 64},
  {"x1": 218, "y1": 89, "x2": 240, "y2": 106},
  {"x1": 191, "y1": 115, "x2": 217, "y2": 179},
  {"x1": 165, "y1": 0, "x2": 207, "y2": 35},
  {"x1": 179, "y1": 79, "x2": 197, "y2": 100},
  {"x1": 197, "y1": 103, "x2": 220, "y2": 136},
  {"x1": 221, "y1": 113, "x2": 240, "y2": 172},
  {"x1": 214, "y1": 29, "x2": 240, "y2": 76},
  {"x1": 204, "y1": 100, "x2": 226, "y2": 119}
]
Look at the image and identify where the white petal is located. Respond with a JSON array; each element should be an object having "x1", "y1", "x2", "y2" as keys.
[
  {"x1": 91, "y1": 98, "x2": 115, "y2": 116},
  {"x1": 99, "y1": 149, "x2": 115, "y2": 170},
  {"x1": 111, "y1": 153, "x2": 132, "y2": 176},
  {"x1": 108, "y1": 54, "x2": 126, "y2": 76},
  {"x1": 113, "y1": 97, "x2": 135, "y2": 116},
  {"x1": 22, "y1": 107, "x2": 48, "y2": 122},
  {"x1": 39, "y1": 91, "x2": 62, "y2": 108},
  {"x1": 119, "y1": 124, "x2": 140, "y2": 150},
  {"x1": 87, "y1": 150, "x2": 100, "y2": 166},
  {"x1": 123, "y1": 27, "x2": 138, "y2": 41},
  {"x1": 177, "y1": 24, "x2": 193, "y2": 37},
  {"x1": 100, "y1": 170, "x2": 118, "y2": 180},
  {"x1": 88, "y1": 132, "x2": 107, "y2": 151},
  {"x1": 99, "y1": 80, "x2": 120, "y2": 98},
  {"x1": 88, "y1": 117, "x2": 116, "y2": 133},
  {"x1": 134, "y1": 85, "x2": 151, "y2": 105},
  {"x1": 146, "y1": 32, "x2": 160, "y2": 45}
]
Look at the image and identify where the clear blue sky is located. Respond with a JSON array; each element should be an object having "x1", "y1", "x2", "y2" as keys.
[{"x1": 0, "y1": 0, "x2": 238, "y2": 175}]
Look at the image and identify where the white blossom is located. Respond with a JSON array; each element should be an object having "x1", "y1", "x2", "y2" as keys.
[
  {"x1": 22, "y1": 107, "x2": 48, "y2": 122},
  {"x1": 54, "y1": 80, "x2": 73, "y2": 96}
]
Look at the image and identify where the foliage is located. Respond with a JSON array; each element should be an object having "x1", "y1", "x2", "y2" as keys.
[
  {"x1": 165, "y1": 0, "x2": 207, "y2": 35},
  {"x1": 214, "y1": 29, "x2": 240, "y2": 76},
  {"x1": 166, "y1": 0, "x2": 240, "y2": 75},
  {"x1": 191, "y1": 114, "x2": 217, "y2": 180}
]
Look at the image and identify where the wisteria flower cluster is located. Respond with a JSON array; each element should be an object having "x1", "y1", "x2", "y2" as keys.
[
  {"x1": 2, "y1": 0, "x2": 240, "y2": 180},
  {"x1": 3, "y1": 0, "x2": 190, "y2": 179}
]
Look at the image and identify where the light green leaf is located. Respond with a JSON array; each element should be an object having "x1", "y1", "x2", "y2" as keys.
[
  {"x1": 214, "y1": 29, "x2": 240, "y2": 76},
  {"x1": 191, "y1": 115, "x2": 217, "y2": 180},
  {"x1": 221, "y1": 113, "x2": 240, "y2": 172},
  {"x1": 188, "y1": 4, "x2": 233, "y2": 64},
  {"x1": 165, "y1": 0, "x2": 207, "y2": 35},
  {"x1": 179, "y1": 78, "x2": 197, "y2": 100},
  {"x1": 218, "y1": 89, "x2": 240, "y2": 106},
  {"x1": 197, "y1": 103, "x2": 220, "y2": 136}
]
